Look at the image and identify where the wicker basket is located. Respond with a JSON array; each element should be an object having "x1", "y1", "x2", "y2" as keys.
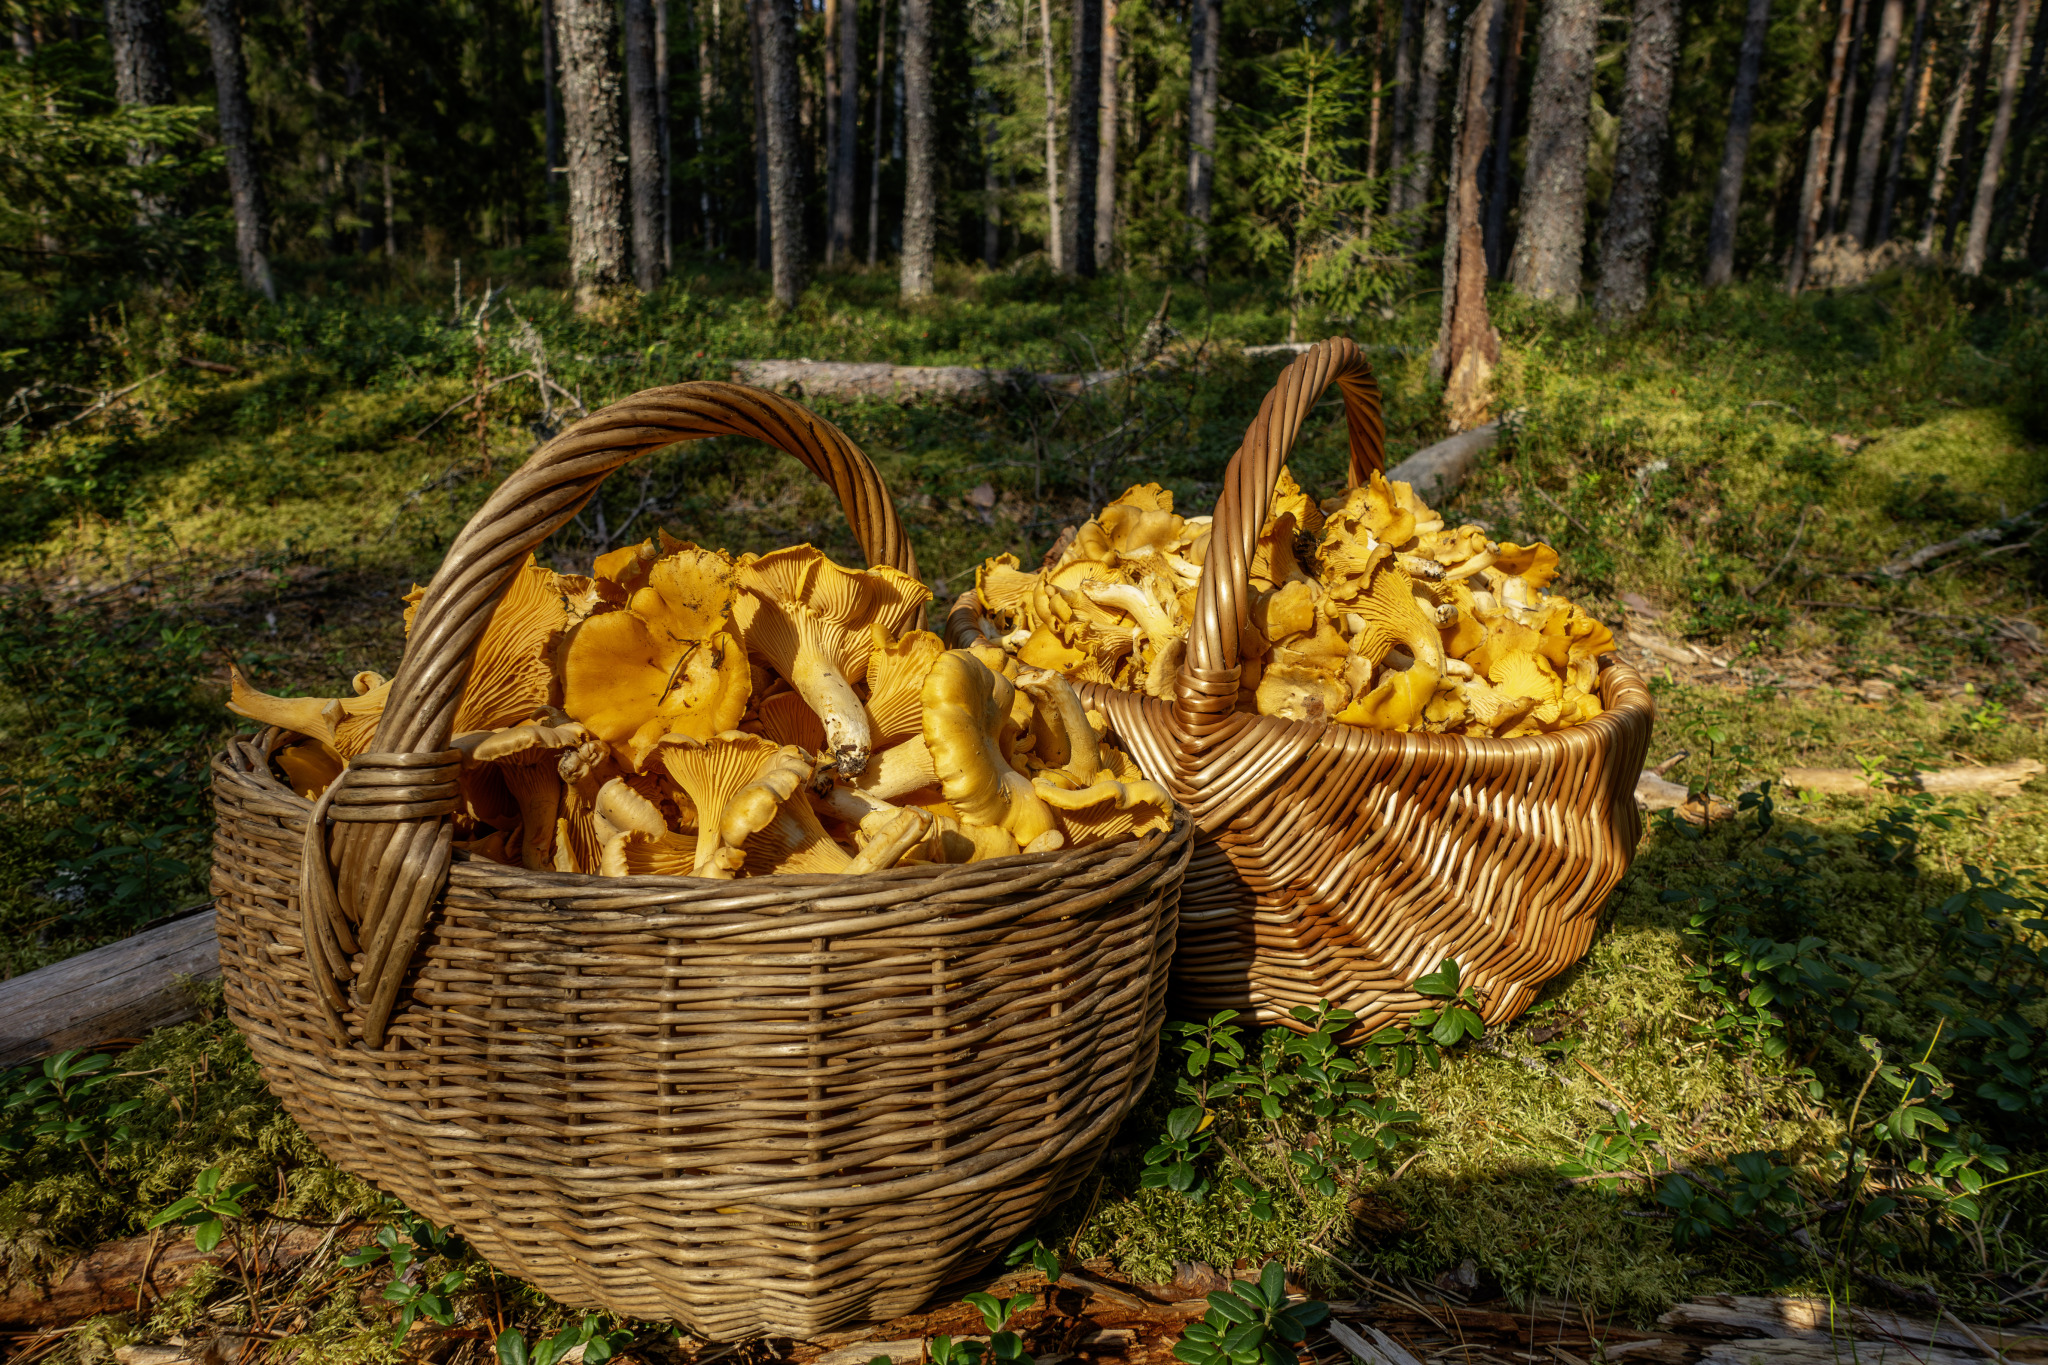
[
  {"x1": 1070, "y1": 339, "x2": 1654, "y2": 1036},
  {"x1": 210, "y1": 383, "x2": 1191, "y2": 1341}
]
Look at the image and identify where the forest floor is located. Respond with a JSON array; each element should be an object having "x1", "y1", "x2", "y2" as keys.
[{"x1": 1, "y1": 259, "x2": 2047, "y2": 1363}]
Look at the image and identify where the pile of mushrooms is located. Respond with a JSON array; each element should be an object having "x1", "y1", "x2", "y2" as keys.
[
  {"x1": 230, "y1": 534, "x2": 1173, "y2": 877},
  {"x1": 968, "y1": 473, "x2": 1615, "y2": 738}
]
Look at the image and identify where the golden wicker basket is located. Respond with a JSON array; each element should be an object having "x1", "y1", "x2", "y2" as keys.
[
  {"x1": 1070, "y1": 339, "x2": 1654, "y2": 1035},
  {"x1": 210, "y1": 384, "x2": 1190, "y2": 1340}
]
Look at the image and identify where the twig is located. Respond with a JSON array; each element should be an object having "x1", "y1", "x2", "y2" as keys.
[
  {"x1": 412, "y1": 369, "x2": 540, "y2": 438},
  {"x1": 47, "y1": 369, "x2": 168, "y2": 432},
  {"x1": 179, "y1": 356, "x2": 239, "y2": 375},
  {"x1": 1749, "y1": 504, "x2": 1817, "y2": 598},
  {"x1": 1531, "y1": 484, "x2": 1596, "y2": 539},
  {"x1": 1747, "y1": 399, "x2": 1816, "y2": 428},
  {"x1": 1871, "y1": 498, "x2": 2048, "y2": 579}
]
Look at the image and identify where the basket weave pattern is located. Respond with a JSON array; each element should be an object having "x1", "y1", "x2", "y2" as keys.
[
  {"x1": 1078, "y1": 340, "x2": 1655, "y2": 1035},
  {"x1": 210, "y1": 385, "x2": 1191, "y2": 1340}
]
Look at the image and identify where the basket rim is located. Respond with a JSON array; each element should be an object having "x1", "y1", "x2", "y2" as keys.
[{"x1": 217, "y1": 730, "x2": 1194, "y2": 897}]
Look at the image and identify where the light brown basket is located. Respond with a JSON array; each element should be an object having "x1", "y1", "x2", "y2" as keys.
[
  {"x1": 1071, "y1": 339, "x2": 1654, "y2": 1036},
  {"x1": 210, "y1": 383, "x2": 1190, "y2": 1341}
]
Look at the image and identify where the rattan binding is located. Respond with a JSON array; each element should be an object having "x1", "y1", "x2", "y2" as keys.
[
  {"x1": 211, "y1": 383, "x2": 1191, "y2": 1339},
  {"x1": 1068, "y1": 339, "x2": 1655, "y2": 1034}
]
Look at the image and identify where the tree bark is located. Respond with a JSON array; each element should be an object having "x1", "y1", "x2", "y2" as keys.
[
  {"x1": 697, "y1": 0, "x2": 715, "y2": 248},
  {"x1": 1875, "y1": 0, "x2": 1931, "y2": 242},
  {"x1": 542, "y1": 0, "x2": 564, "y2": 204},
  {"x1": 1944, "y1": 0, "x2": 2000, "y2": 251},
  {"x1": 1186, "y1": 0, "x2": 1220, "y2": 269},
  {"x1": 1920, "y1": 0, "x2": 1994, "y2": 251},
  {"x1": 559, "y1": 0, "x2": 630, "y2": 306},
  {"x1": 900, "y1": 0, "x2": 934, "y2": 295},
  {"x1": 200, "y1": 0, "x2": 276, "y2": 300},
  {"x1": 1704, "y1": 0, "x2": 1772, "y2": 284},
  {"x1": 1508, "y1": 0, "x2": 1595, "y2": 303},
  {"x1": 755, "y1": 0, "x2": 804, "y2": 305},
  {"x1": 1403, "y1": 0, "x2": 1449, "y2": 219},
  {"x1": 868, "y1": 0, "x2": 888, "y2": 266},
  {"x1": 1437, "y1": 0, "x2": 1501, "y2": 431},
  {"x1": 1846, "y1": 0, "x2": 1905, "y2": 243},
  {"x1": 1096, "y1": 0, "x2": 1118, "y2": 270},
  {"x1": 656, "y1": 0, "x2": 671, "y2": 270},
  {"x1": 1964, "y1": 0, "x2": 2032, "y2": 271},
  {"x1": 985, "y1": 97, "x2": 1002, "y2": 265},
  {"x1": 1483, "y1": 0, "x2": 1527, "y2": 277},
  {"x1": 1389, "y1": 0, "x2": 1420, "y2": 189},
  {"x1": 1368, "y1": 0, "x2": 1387, "y2": 175},
  {"x1": 833, "y1": 0, "x2": 859, "y2": 262},
  {"x1": 1063, "y1": 0, "x2": 1101, "y2": 275},
  {"x1": 1823, "y1": 0, "x2": 1869, "y2": 236},
  {"x1": 824, "y1": 0, "x2": 840, "y2": 265},
  {"x1": 1991, "y1": 0, "x2": 2048, "y2": 242},
  {"x1": 106, "y1": 0, "x2": 172, "y2": 106},
  {"x1": 1593, "y1": 0, "x2": 1680, "y2": 318},
  {"x1": 1786, "y1": 0, "x2": 1856, "y2": 293},
  {"x1": 625, "y1": 0, "x2": 666, "y2": 291}
]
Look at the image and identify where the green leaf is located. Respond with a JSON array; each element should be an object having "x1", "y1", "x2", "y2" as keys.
[
  {"x1": 1259, "y1": 1261, "x2": 1286, "y2": 1305},
  {"x1": 1206, "y1": 1291, "x2": 1257, "y2": 1325},
  {"x1": 496, "y1": 1330, "x2": 530, "y2": 1365},
  {"x1": 191, "y1": 1217, "x2": 225, "y2": 1253}
]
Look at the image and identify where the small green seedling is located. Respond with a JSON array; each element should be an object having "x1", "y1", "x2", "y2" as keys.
[
  {"x1": 1173, "y1": 1262, "x2": 1329, "y2": 1365},
  {"x1": 147, "y1": 1166, "x2": 257, "y2": 1253},
  {"x1": 496, "y1": 1318, "x2": 627, "y2": 1365}
]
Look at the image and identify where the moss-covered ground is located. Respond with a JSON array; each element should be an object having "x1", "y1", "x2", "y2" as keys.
[{"x1": 2, "y1": 259, "x2": 2047, "y2": 1357}]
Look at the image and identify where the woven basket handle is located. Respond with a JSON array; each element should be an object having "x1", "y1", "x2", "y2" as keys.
[
  {"x1": 312, "y1": 382, "x2": 918, "y2": 1049},
  {"x1": 1178, "y1": 339, "x2": 1384, "y2": 731}
]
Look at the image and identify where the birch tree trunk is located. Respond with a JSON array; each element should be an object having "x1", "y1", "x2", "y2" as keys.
[
  {"x1": 1704, "y1": 0, "x2": 1772, "y2": 283},
  {"x1": 832, "y1": 0, "x2": 859, "y2": 262},
  {"x1": 625, "y1": 0, "x2": 666, "y2": 290},
  {"x1": 1786, "y1": 0, "x2": 1856, "y2": 292},
  {"x1": 757, "y1": 0, "x2": 804, "y2": 305},
  {"x1": 1484, "y1": 0, "x2": 1527, "y2": 277},
  {"x1": 1509, "y1": 0, "x2": 1596, "y2": 303},
  {"x1": 1920, "y1": 0, "x2": 1994, "y2": 250},
  {"x1": 1404, "y1": 0, "x2": 1449, "y2": 219},
  {"x1": 1063, "y1": 0, "x2": 1101, "y2": 275},
  {"x1": 1043, "y1": 0, "x2": 1066, "y2": 270},
  {"x1": 1593, "y1": 0, "x2": 1680, "y2": 318},
  {"x1": 200, "y1": 0, "x2": 275, "y2": 300},
  {"x1": 901, "y1": 0, "x2": 935, "y2": 295},
  {"x1": 1846, "y1": 0, "x2": 1905, "y2": 243},
  {"x1": 1096, "y1": 0, "x2": 1118, "y2": 270},
  {"x1": 1876, "y1": 0, "x2": 1931, "y2": 242},
  {"x1": 559, "y1": 0, "x2": 629, "y2": 306},
  {"x1": 1437, "y1": 0, "x2": 1501, "y2": 431},
  {"x1": 1964, "y1": 0, "x2": 2032, "y2": 271},
  {"x1": 1185, "y1": 0, "x2": 1220, "y2": 270}
]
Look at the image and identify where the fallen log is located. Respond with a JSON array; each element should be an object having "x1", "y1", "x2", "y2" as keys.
[
  {"x1": 1386, "y1": 422, "x2": 1500, "y2": 502},
  {"x1": 728, "y1": 358, "x2": 1121, "y2": 401},
  {"x1": 1782, "y1": 759, "x2": 2044, "y2": 798},
  {"x1": 0, "y1": 908, "x2": 219, "y2": 1067},
  {"x1": 0, "y1": 1224, "x2": 331, "y2": 1330}
]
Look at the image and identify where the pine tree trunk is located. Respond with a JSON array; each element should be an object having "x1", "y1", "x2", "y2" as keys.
[
  {"x1": 1876, "y1": 0, "x2": 1931, "y2": 242},
  {"x1": 1063, "y1": 0, "x2": 1101, "y2": 275},
  {"x1": 1437, "y1": 0, "x2": 1501, "y2": 431},
  {"x1": 1404, "y1": 0, "x2": 1449, "y2": 219},
  {"x1": 824, "y1": 0, "x2": 839, "y2": 265},
  {"x1": 106, "y1": 0, "x2": 172, "y2": 106},
  {"x1": 378, "y1": 78, "x2": 396, "y2": 256},
  {"x1": 656, "y1": 0, "x2": 670, "y2": 270},
  {"x1": 1786, "y1": 0, "x2": 1856, "y2": 292},
  {"x1": 1185, "y1": 0, "x2": 1220, "y2": 268},
  {"x1": 1704, "y1": 0, "x2": 1772, "y2": 284},
  {"x1": 1096, "y1": 0, "x2": 1118, "y2": 270},
  {"x1": 1823, "y1": 0, "x2": 1869, "y2": 236},
  {"x1": 697, "y1": 0, "x2": 715, "y2": 249},
  {"x1": 985, "y1": 106, "x2": 1002, "y2": 265},
  {"x1": 1964, "y1": 0, "x2": 2032, "y2": 270},
  {"x1": 900, "y1": 0, "x2": 934, "y2": 295},
  {"x1": 1483, "y1": 0, "x2": 1526, "y2": 277},
  {"x1": 559, "y1": 0, "x2": 630, "y2": 306},
  {"x1": 1920, "y1": 0, "x2": 1994, "y2": 250},
  {"x1": 543, "y1": 0, "x2": 564, "y2": 205},
  {"x1": 749, "y1": 0, "x2": 770, "y2": 270},
  {"x1": 1846, "y1": 0, "x2": 1904, "y2": 242},
  {"x1": 200, "y1": 0, "x2": 275, "y2": 300},
  {"x1": 1508, "y1": 0, "x2": 1595, "y2": 302},
  {"x1": 1990, "y1": 0, "x2": 2048, "y2": 242},
  {"x1": 1042, "y1": 0, "x2": 1066, "y2": 270},
  {"x1": 868, "y1": 0, "x2": 888, "y2": 266},
  {"x1": 833, "y1": 0, "x2": 859, "y2": 262},
  {"x1": 755, "y1": 0, "x2": 804, "y2": 304},
  {"x1": 1368, "y1": 0, "x2": 1387, "y2": 175},
  {"x1": 625, "y1": 0, "x2": 665, "y2": 291},
  {"x1": 1389, "y1": 0, "x2": 1419, "y2": 194},
  {"x1": 1592, "y1": 0, "x2": 1680, "y2": 318}
]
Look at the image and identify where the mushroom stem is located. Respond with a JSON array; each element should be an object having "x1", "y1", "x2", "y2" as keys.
[{"x1": 791, "y1": 653, "x2": 874, "y2": 779}]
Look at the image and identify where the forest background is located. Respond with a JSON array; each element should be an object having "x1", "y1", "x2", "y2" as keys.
[{"x1": 9, "y1": 0, "x2": 2048, "y2": 1357}]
